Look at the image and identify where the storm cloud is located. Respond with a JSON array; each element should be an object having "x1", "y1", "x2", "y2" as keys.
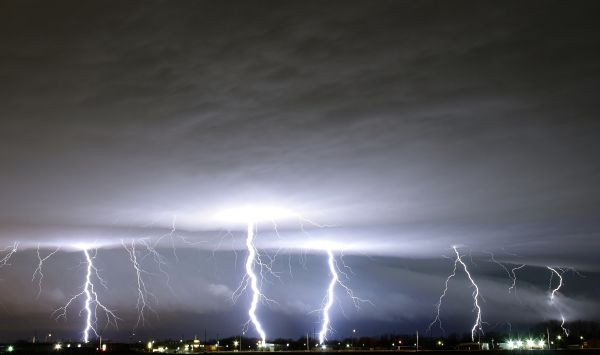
[{"x1": 1, "y1": 0, "x2": 599, "y2": 341}]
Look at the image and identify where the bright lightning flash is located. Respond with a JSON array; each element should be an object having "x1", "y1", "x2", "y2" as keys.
[
  {"x1": 454, "y1": 246, "x2": 483, "y2": 341},
  {"x1": 316, "y1": 248, "x2": 369, "y2": 345},
  {"x1": 53, "y1": 248, "x2": 119, "y2": 343},
  {"x1": 547, "y1": 266, "x2": 569, "y2": 336},
  {"x1": 225, "y1": 205, "x2": 357, "y2": 347},
  {"x1": 228, "y1": 206, "x2": 294, "y2": 347},
  {"x1": 429, "y1": 246, "x2": 483, "y2": 341},
  {"x1": 318, "y1": 250, "x2": 338, "y2": 345},
  {"x1": 231, "y1": 221, "x2": 276, "y2": 346},
  {"x1": 243, "y1": 221, "x2": 267, "y2": 345}
]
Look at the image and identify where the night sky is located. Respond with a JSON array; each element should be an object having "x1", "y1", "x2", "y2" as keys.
[{"x1": 1, "y1": 0, "x2": 600, "y2": 343}]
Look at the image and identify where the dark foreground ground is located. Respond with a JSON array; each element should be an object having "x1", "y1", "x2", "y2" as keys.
[{"x1": 3, "y1": 348, "x2": 600, "y2": 355}]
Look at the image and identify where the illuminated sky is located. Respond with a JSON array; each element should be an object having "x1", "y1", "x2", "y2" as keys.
[{"x1": 1, "y1": 0, "x2": 599, "y2": 342}]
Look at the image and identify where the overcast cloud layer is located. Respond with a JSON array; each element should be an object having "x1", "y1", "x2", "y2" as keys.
[{"x1": 1, "y1": 0, "x2": 599, "y2": 341}]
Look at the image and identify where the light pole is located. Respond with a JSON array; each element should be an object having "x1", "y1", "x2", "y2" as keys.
[{"x1": 352, "y1": 329, "x2": 357, "y2": 351}]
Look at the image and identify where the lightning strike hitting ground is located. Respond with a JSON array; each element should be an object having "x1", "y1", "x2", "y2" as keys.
[
  {"x1": 318, "y1": 249, "x2": 338, "y2": 345},
  {"x1": 233, "y1": 222, "x2": 268, "y2": 346},
  {"x1": 53, "y1": 248, "x2": 119, "y2": 343},
  {"x1": 547, "y1": 266, "x2": 569, "y2": 336},
  {"x1": 429, "y1": 246, "x2": 483, "y2": 341},
  {"x1": 31, "y1": 244, "x2": 60, "y2": 298},
  {"x1": 454, "y1": 247, "x2": 484, "y2": 341},
  {"x1": 317, "y1": 249, "x2": 370, "y2": 345}
]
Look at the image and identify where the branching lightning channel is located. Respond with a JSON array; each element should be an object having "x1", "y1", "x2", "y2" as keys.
[
  {"x1": 547, "y1": 266, "x2": 569, "y2": 336},
  {"x1": 233, "y1": 221, "x2": 267, "y2": 346},
  {"x1": 318, "y1": 249, "x2": 338, "y2": 345},
  {"x1": 122, "y1": 240, "x2": 158, "y2": 330},
  {"x1": 53, "y1": 248, "x2": 119, "y2": 343},
  {"x1": 317, "y1": 249, "x2": 370, "y2": 345},
  {"x1": 455, "y1": 247, "x2": 483, "y2": 341},
  {"x1": 32, "y1": 244, "x2": 60, "y2": 298},
  {"x1": 428, "y1": 246, "x2": 483, "y2": 341},
  {"x1": 486, "y1": 252, "x2": 526, "y2": 295},
  {"x1": 0, "y1": 242, "x2": 19, "y2": 269},
  {"x1": 428, "y1": 252, "x2": 459, "y2": 334}
]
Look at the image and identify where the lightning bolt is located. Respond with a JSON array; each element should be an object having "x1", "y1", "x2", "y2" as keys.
[
  {"x1": 428, "y1": 246, "x2": 483, "y2": 341},
  {"x1": 485, "y1": 252, "x2": 527, "y2": 295},
  {"x1": 547, "y1": 267, "x2": 563, "y2": 301},
  {"x1": 0, "y1": 242, "x2": 19, "y2": 268},
  {"x1": 454, "y1": 246, "x2": 483, "y2": 342},
  {"x1": 233, "y1": 221, "x2": 268, "y2": 346},
  {"x1": 229, "y1": 210, "x2": 326, "y2": 347},
  {"x1": 53, "y1": 248, "x2": 119, "y2": 343},
  {"x1": 317, "y1": 249, "x2": 370, "y2": 345},
  {"x1": 31, "y1": 244, "x2": 60, "y2": 298},
  {"x1": 427, "y1": 252, "x2": 459, "y2": 334},
  {"x1": 139, "y1": 215, "x2": 208, "y2": 296},
  {"x1": 318, "y1": 249, "x2": 337, "y2": 345},
  {"x1": 122, "y1": 240, "x2": 158, "y2": 330},
  {"x1": 508, "y1": 264, "x2": 526, "y2": 295},
  {"x1": 152, "y1": 214, "x2": 181, "y2": 262},
  {"x1": 139, "y1": 238, "x2": 174, "y2": 293},
  {"x1": 547, "y1": 266, "x2": 569, "y2": 336}
]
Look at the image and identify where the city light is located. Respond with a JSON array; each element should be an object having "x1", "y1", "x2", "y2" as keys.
[
  {"x1": 506, "y1": 338, "x2": 546, "y2": 350},
  {"x1": 526, "y1": 339, "x2": 535, "y2": 348}
]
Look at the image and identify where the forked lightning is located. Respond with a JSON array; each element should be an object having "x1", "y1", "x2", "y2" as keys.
[
  {"x1": 429, "y1": 246, "x2": 483, "y2": 341},
  {"x1": 53, "y1": 248, "x2": 119, "y2": 343},
  {"x1": 547, "y1": 266, "x2": 569, "y2": 336}
]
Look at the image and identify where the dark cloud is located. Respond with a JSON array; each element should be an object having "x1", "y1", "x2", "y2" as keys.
[{"x1": 1, "y1": 0, "x2": 599, "y2": 341}]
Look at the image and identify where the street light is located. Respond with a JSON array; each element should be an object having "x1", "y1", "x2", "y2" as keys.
[{"x1": 526, "y1": 339, "x2": 535, "y2": 349}]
